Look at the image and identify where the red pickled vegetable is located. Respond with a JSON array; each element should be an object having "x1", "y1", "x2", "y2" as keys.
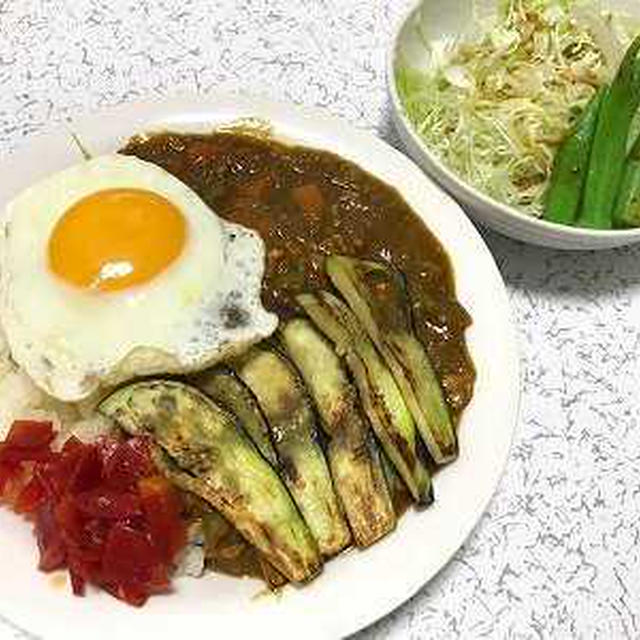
[
  {"x1": 0, "y1": 419, "x2": 187, "y2": 607},
  {"x1": 139, "y1": 476, "x2": 187, "y2": 565},
  {"x1": 60, "y1": 438, "x2": 103, "y2": 495},
  {"x1": 69, "y1": 568, "x2": 86, "y2": 596},
  {"x1": 104, "y1": 437, "x2": 154, "y2": 490},
  {"x1": 4, "y1": 420, "x2": 55, "y2": 449},
  {"x1": 74, "y1": 488, "x2": 141, "y2": 520},
  {"x1": 0, "y1": 421, "x2": 54, "y2": 467},
  {"x1": 0, "y1": 446, "x2": 53, "y2": 464},
  {"x1": 14, "y1": 475, "x2": 47, "y2": 514},
  {"x1": 103, "y1": 522, "x2": 166, "y2": 587},
  {"x1": 0, "y1": 462, "x2": 17, "y2": 493},
  {"x1": 35, "y1": 503, "x2": 67, "y2": 571}
]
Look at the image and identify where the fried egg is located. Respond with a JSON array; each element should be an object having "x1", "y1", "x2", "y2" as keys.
[{"x1": 0, "y1": 154, "x2": 277, "y2": 401}]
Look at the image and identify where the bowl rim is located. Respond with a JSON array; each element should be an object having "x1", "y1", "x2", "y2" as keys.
[{"x1": 386, "y1": 0, "x2": 640, "y2": 241}]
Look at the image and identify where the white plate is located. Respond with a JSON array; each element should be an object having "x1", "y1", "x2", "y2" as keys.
[{"x1": 0, "y1": 93, "x2": 519, "y2": 639}]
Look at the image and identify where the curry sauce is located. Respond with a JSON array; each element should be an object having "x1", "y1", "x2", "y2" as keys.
[{"x1": 122, "y1": 131, "x2": 475, "y2": 418}]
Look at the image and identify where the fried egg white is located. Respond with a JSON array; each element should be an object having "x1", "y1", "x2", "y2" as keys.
[{"x1": 0, "y1": 154, "x2": 277, "y2": 401}]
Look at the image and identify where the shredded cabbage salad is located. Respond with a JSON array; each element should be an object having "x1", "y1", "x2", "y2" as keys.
[{"x1": 397, "y1": 0, "x2": 636, "y2": 216}]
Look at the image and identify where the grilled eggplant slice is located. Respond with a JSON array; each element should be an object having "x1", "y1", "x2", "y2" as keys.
[
  {"x1": 381, "y1": 451, "x2": 418, "y2": 517},
  {"x1": 200, "y1": 509, "x2": 287, "y2": 589},
  {"x1": 326, "y1": 255, "x2": 456, "y2": 464},
  {"x1": 160, "y1": 458, "x2": 286, "y2": 588},
  {"x1": 191, "y1": 367, "x2": 278, "y2": 467},
  {"x1": 98, "y1": 380, "x2": 321, "y2": 583},
  {"x1": 281, "y1": 318, "x2": 396, "y2": 547},
  {"x1": 158, "y1": 457, "x2": 287, "y2": 589},
  {"x1": 234, "y1": 347, "x2": 351, "y2": 557},
  {"x1": 298, "y1": 291, "x2": 432, "y2": 505}
]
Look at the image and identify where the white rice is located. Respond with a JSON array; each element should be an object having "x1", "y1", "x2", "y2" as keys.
[{"x1": 0, "y1": 327, "x2": 114, "y2": 444}]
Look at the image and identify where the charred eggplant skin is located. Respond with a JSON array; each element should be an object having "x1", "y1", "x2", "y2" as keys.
[
  {"x1": 326, "y1": 255, "x2": 456, "y2": 464},
  {"x1": 281, "y1": 318, "x2": 396, "y2": 547},
  {"x1": 98, "y1": 380, "x2": 321, "y2": 583},
  {"x1": 191, "y1": 367, "x2": 278, "y2": 467},
  {"x1": 155, "y1": 454, "x2": 287, "y2": 589},
  {"x1": 298, "y1": 291, "x2": 432, "y2": 505},
  {"x1": 234, "y1": 347, "x2": 351, "y2": 557}
]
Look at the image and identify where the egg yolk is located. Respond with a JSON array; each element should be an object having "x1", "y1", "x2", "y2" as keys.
[{"x1": 48, "y1": 188, "x2": 187, "y2": 292}]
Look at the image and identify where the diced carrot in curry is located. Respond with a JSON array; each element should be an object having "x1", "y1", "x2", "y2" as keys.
[{"x1": 291, "y1": 184, "x2": 324, "y2": 222}]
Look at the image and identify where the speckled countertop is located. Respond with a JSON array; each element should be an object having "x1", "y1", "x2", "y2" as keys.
[{"x1": 1, "y1": 1, "x2": 640, "y2": 638}]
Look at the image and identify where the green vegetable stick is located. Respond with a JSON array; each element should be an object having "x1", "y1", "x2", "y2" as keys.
[
  {"x1": 613, "y1": 132, "x2": 640, "y2": 227},
  {"x1": 543, "y1": 87, "x2": 605, "y2": 225},
  {"x1": 577, "y1": 35, "x2": 640, "y2": 229}
]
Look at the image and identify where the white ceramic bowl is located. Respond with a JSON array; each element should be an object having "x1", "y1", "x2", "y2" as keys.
[
  {"x1": 0, "y1": 94, "x2": 519, "y2": 639},
  {"x1": 388, "y1": 0, "x2": 640, "y2": 250}
]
